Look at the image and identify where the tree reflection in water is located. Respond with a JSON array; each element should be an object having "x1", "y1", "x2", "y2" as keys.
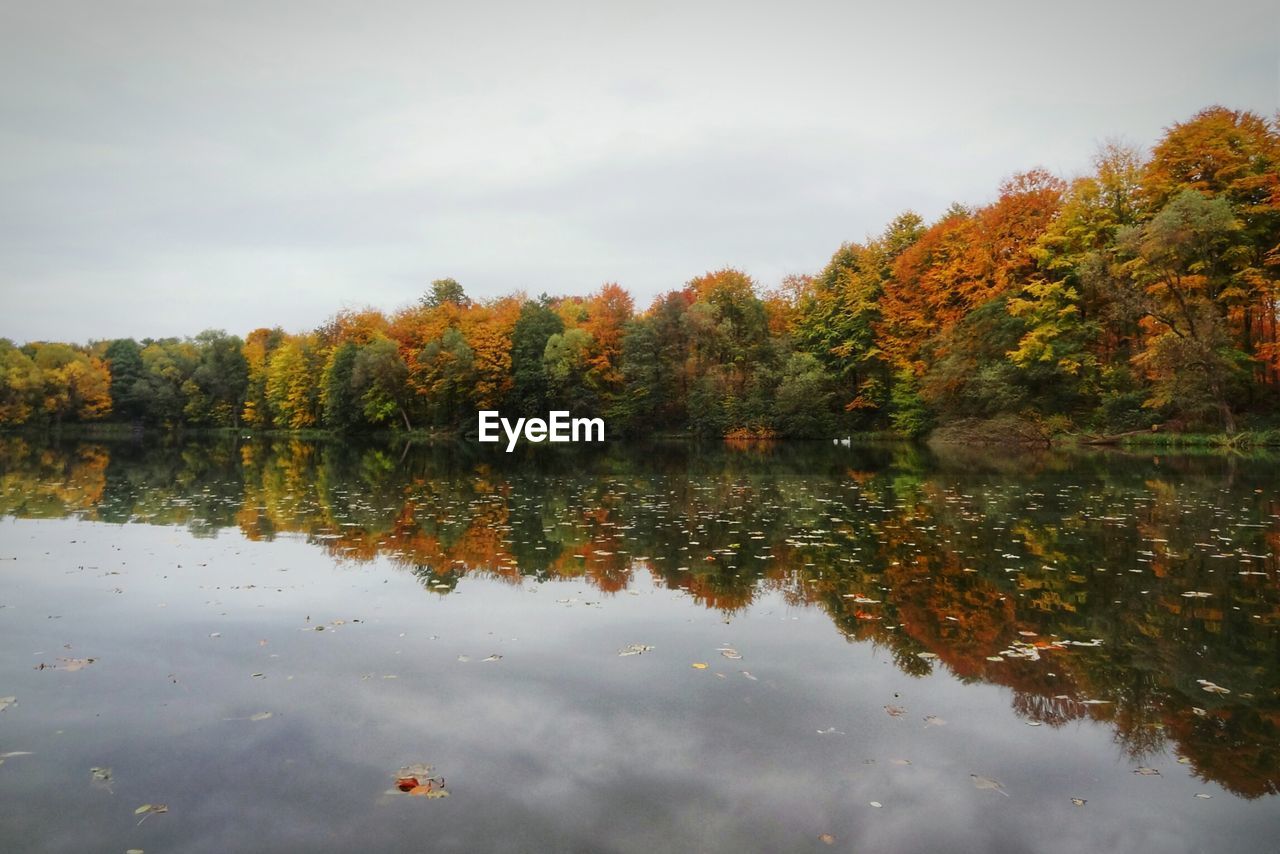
[{"x1": 1, "y1": 434, "x2": 1277, "y2": 798}]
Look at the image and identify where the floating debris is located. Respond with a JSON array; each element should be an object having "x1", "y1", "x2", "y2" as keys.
[{"x1": 0, "y1": 751, "x2": 33, "y2": 768}]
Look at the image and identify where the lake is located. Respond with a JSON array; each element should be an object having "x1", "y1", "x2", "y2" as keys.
[{"x1": 0, "y1": 436, "x2": 1277, "y2": 853}]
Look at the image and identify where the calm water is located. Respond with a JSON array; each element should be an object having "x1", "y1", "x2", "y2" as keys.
[{"x1": 0, "y1": 436, "x2": 1277, "y2": 853}]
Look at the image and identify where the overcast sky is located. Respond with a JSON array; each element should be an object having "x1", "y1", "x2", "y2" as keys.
[{"x1": 0, "y1": 0, "x2": 1276, "y2": 344}]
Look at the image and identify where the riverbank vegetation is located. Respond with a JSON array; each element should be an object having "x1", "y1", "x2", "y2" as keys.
[{"x1": 2, "y1": 106, "x2": 1277, "y2": 440}]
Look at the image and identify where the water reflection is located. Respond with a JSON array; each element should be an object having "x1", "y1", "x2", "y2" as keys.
[{"x1": 1, "y1": 435, "x2": 1277, "y2": 799}]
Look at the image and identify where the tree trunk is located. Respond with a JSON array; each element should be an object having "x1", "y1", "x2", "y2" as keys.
[
  {"x1": 1219, "y1": 401, "x2": 1236, "y2": 435},
  {"x1": 1078, "y1": 426, "x2": 1161, "y2": 445}
]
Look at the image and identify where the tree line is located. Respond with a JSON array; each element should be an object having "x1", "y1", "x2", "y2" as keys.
[{"x1": 2, "y1": 106, "x2": 1277, "y2": 438}]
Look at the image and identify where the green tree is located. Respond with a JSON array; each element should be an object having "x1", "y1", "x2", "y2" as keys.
[
  {"x1": 352, "y1": 337, "x2": 412, "y2": 430},
  {"x1": 103, "y1": 339, "x2": 149, "y2": 422},
  {"x1": 321, "y1": 341, "x2": 362, "y2": 432},
  {"x1": 420, "y1": 278, "x2": 470, "y2": 310},
  {"x1": 1122, "y1": 190, "x2": 1250, "y2": 431},
  {"x1": 507, "y1": 297, "x2": 564, "y2": 416},
  {"x1": 186, "y1": 330, "x2": 248, "y2": 426},
  {"x1": 543, "y1": 327, "x2": 595, "y2": 411}
]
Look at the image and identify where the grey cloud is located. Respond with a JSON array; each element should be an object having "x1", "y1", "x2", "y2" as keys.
[{"x1": 1, "y1": 0, "x2": 1275, "y2": 342}]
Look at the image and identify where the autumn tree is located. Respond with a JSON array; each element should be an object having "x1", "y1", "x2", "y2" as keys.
[
  {"x1": 0, "y1": 340, "x2": 41, "y2": 425},
  {"x1": 1143, "y1": 107, "x2": 1280, "y2": 388},
  {"x1": 265, "y1": 335, "x2": 323, "y2": 429},
  {"x1": 26, "y1": 342, "x2": 112, "y2": 424}
]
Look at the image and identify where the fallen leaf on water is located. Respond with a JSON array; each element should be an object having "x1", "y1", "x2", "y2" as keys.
[
  {"x1": 481, "y1": 654, "x2": 502, "y2": 663},
  {"x1": 617, "y1": 644, "x2": 654, "y2": 657},
  {"x1": 1194, "y1": 793, "x2": 1212, "y2": 799},
  {"x1": 134, "y1": 804, "x2": 168, "y2": 825},
  {"x1": 249, "y1": 712, "x2": 273, "y2": 722},
  {"x1": 818, "y1": 833, "x2": 835, "y2": 845},
  {"x1": 1071, "y1": 798, "x2": 1086, "y2": 807},
  {"x1": 923, "y1": 716, "x2": 946, "y2": 727},
  {"x1": 869, "y1": 801, "x2": 882, "y2": 808},
  {"x1": 719, "y1": 647, "x2": 743, "y2": 660},
  {"x1": 890, "y1": 759, "x2": 912, "y2": 766},
  {"x1": 740, "y1": 671, "x2": 757, "y2": 681},
  {"x1": 970, "y1": 774, "x2": 1008, "y2": 796},
  {"x1": 816, "y1": 727, "x2": 845, "y2": 736},
  {"x1": 393, "y1": 764, "x2": 449, "y2": 799},
  {"x1": 90, "y1": 766, "x2": 112, "y2": 793},
  {"x1": 1026, "y1": 721, "x2": 1042, "y2": 727},
  {"x1": 884, "y1": 705, "x2": 906, "y2": 718},
  {"x1": 1176, "y1": 756, "x2": 1192, "y2": 765},
  {"x1": 1133, "y1": 767, "x2": 1161, "y2": 776},
  {"x1": 1197, "y1": 680, "x2": 1230, "y2": 695},
  {"x1": 916, "y1": 652, "x2": 938, "y2": 660},
  {"x1": 691, "y1": 662, "x2": 708, "y2": 670},
  {"x1": 58, "y1": 657, "x2": 95, "y2": 672},
  {"x1": 0, "y1": 696, "x2": 14, "y2": 712},
  {"x1": 409, "y1": 782, "x2": 449, "y2": 798}
]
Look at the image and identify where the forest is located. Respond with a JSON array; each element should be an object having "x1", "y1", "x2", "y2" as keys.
[{"x1": 2, "y1": 106, "x2": 1278, "y2": 440}]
